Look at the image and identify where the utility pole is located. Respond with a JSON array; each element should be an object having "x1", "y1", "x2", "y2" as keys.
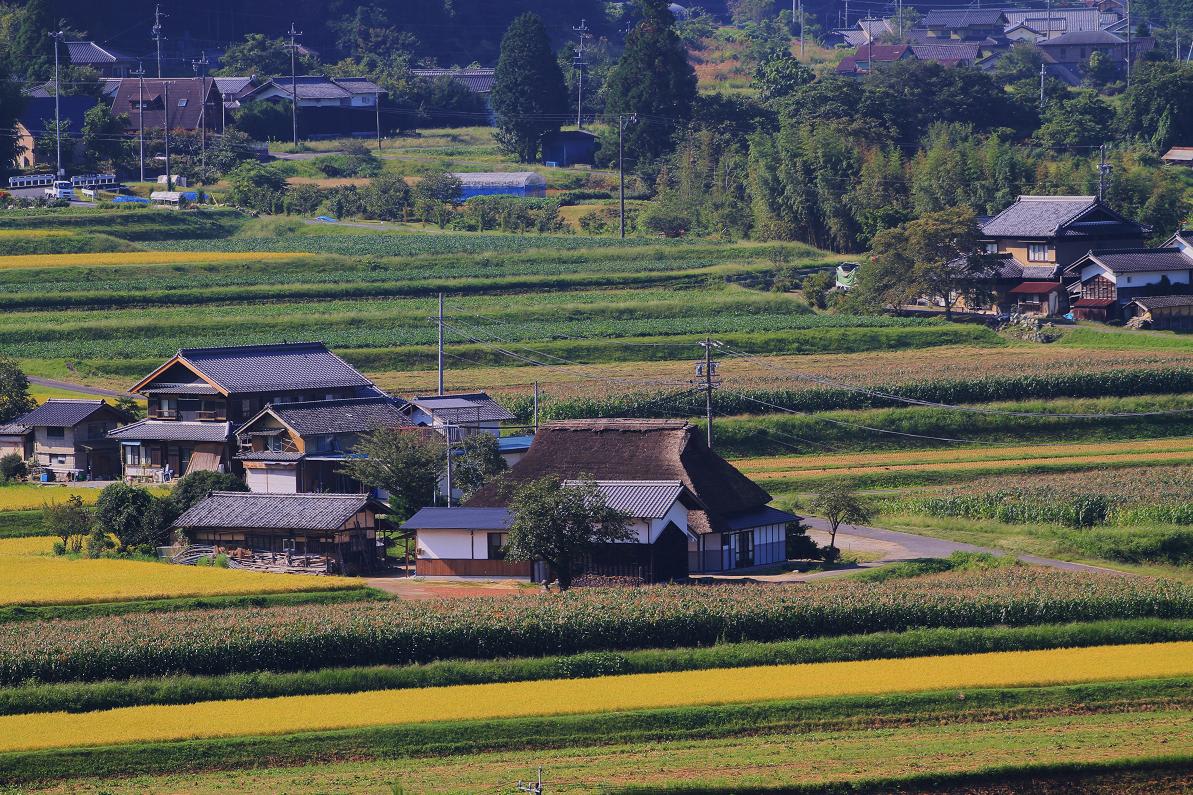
[
  {"x1": 618, "y1": 114, "x2": 635, "y2": 239},
  {"x1": 375, "y1": 90, "x2": 382, "y2": 153},
  {"x1": 437, "y1": 292, "x2": 445, "y2": 396},
  {"x1": 797, "y1": 0, "x2": 805, "y2": 58},
  {"x1": 1045, "y1": 0, "x2": 1052, "y2": 40},
  {"x1": 444, "y1": 425, "x2": 454, "y2": 508},
  {"x1": 897, "y1": 0, "x2": 902, "y2": 42},
  {"x1": 533, "y1": 382, "x2": 540, "y2": 433},
  {"x1": 867, "y1": 19, "x2": 874, "y2": 74},
  {"x1": 286, "y1": 23, "x2": 303, "y2": 148},
  {"x1": 1098, "y1": 144, "x2": 1111, "y2": 201},
  {"x1": 134, "y1": 62, "x2": 146, "y2": 183},
  {"x1": 152, "y1": 4, "x2": 165, "y2": 78},
  {"x1": 192, "y1": 51, "x2": 209, "y2": 175},
  {"x1": 695, "y1": 338, "x2": 720, "y2": 450},
  {"x1": 1125, "y1": 0, "x2": 1132, "y2": 87},
  {"x1": 50, "y1": 31, "x2": 64, "y2": 177},
  {"x1": 572, "y1": 19, "x2": 590, "y2": 129},
  {"x1": 1039, "y1": 62, "x2": 1046, "y2": 109},
  {"x1": 163, "y1": 81, "x2": 173, "y2": 190},
  {"x1": 844, "y1": 0, "x2": 850, "y2": 32}
]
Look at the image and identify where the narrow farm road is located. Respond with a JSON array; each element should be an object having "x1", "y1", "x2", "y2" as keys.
[{"x1": 27, "y1": 376, "x2": 126, "y2": 398}]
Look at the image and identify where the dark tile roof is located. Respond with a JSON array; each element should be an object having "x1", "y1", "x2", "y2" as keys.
[
  {"x1": 1087, "y1": 248, "x2": 1193, "y2": 274},
  {"x1": 212, "y1": 77, "x2": 256, "y2": 99},
  {"x1": 16, "y1": 96, "x2": 99, "y2": 138},
  {"x1": 1001, "y1": 8, "x2": 1104, "y2": 33},
  {"x1": 262, "y1": 397, "x2": 411, "y2": 436},
  {"x1": 402, "y1": 507, "x2": 512, "y2": 531},
  {"x1": 252, "y1": 75, "x2": 380, "y2": 101},
  {"x1": 563, "y1": 480, "x2": 694, "y2": 519},
  {"x1": 1128, "y1": 295, "x2": 1193, "y2": 310},
  {"x1": 334, "y1": 77, "x2": 384, "y2": 95},
  {"x1": 175, "y1": 492, "x2": 383, "y2": 531},
  {"x1": 410, "y1": 393, "x2": 516, "y2": 424},
  {"x1": 411, "y1": 68, "x2": 495, "y2": 94},
  {"x1": 1038, "y1": 29, "x2": 1124, "y2": 46},
  {"x1": 17, "y1": 399, "x2": 119, "y2": 428},
  {"x1": 923, "y1": 9, "x2": 1007, "y2": 27},
  {"x1": 910, "y1": 42, "x2": 981, "y2": 62},
  {"x1": 982, "y1": 196, "x2": 1112, "y2": 238},
  {"x1": 140, "y1": 382, "x2": 220, "y2": 395},
  {"x1": 0, "y1": 424, "x2": 30, "y2": 436},
  {"x1": 466, "y1": 419, "x2": 778, "y2": 535},
  {"x1": 177, "y1": 342, "x2": 376, "y2": 394},
  {"x1": 946, "y1": 254, "x2": 1057, "y2": 281},
  {"x1": 66, "y1": 41, "x2": 135, "y2": 66},
  {"x1": 110, "y1": 77, "x2": 218, "y2": 132},
  {"x1": 109, "y1": 419, "x2": 232, "y2": 442},
  {"x1": 236, "y1": 450, "x2": 305, "y2": 461}
]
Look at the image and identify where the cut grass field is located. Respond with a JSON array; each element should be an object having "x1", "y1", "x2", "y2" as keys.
[
  {"x1": 739, "y1": 436, "x2": 1193, "y2": 485},
  {"x1": 0, "y1": 250, "x2": 300, "y2": 270},
  {"x1": 1, "y1": 642, "x2": 1189, "y2": 753},
  {"x1": 0, "y1": 536, "x2": 360, "y2": 607}
]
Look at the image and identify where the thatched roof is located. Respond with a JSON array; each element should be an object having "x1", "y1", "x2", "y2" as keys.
[{"x1": 466, "y1": 419, "x2": 780, "y2": 535}]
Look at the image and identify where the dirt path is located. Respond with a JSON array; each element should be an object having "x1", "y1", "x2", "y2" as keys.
[
  {"x1": 366, "y1": 575, "x2": 533, "y2": 600},
  {"x1": 27, "y1": 377, "x2": 126, "y2": 398}
]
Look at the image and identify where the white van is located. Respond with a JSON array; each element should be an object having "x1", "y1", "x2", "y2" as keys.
[{"x1": 44, "y1": 181, "x2": 73, "y2": 200}]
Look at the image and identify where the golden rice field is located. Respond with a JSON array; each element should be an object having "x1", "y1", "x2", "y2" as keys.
[
  {"x1": 1, "y1": 642, "x2": 1189, "y2": 753},
  {"x1": 738, "y1": 437, "x2": 1193, "y2": 481},
  {"x1": 0, "y1": 251, "x2": 300, "y2": 270},
  {"x1": 0, "y1": 536, "x2": 359, "y2": 607},
  {"x1": 0, "y1": 484, "x2": 168, "y2": 511}
]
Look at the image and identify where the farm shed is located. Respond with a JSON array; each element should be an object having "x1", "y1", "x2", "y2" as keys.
[
  {"x1": 405, "y1": 480, "x2": 702, "y2": 582},
  {"x1": 1008, "y1": 281, "x2": 1064, "y2": 316},
  {"x1": 173, "y1": 491, "x2": 391, "y2": 574},
  {"x1": 1125, "y1": 295, "x2": 1193, "y2": 331},
  {"x1": 1160, "y1": 147, "x2": 1193, "y2": 167},
  {"x1": 453, "y1": 172, "x2": 547, "y2": 199},
  {"x1": 0, "y1": 424, "x2": 32, "y2": 462},
  {"x1": 542, "y1": 130, "x2": 598, "y2": 167}
]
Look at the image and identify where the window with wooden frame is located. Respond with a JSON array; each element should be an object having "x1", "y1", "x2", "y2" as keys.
[{"x1": 1028, "y1": 243, "x2": 1050, "y2": 262}]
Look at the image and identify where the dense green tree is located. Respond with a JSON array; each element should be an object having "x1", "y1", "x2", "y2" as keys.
[
  {"x1": 0, "y1": 356, "x2": 34, "y2": 424},
  {"x1": 171, "y1": 471, "x2": 248, "y2": 514},
  {"x1": 338, "y1": 427, "x2": 442, "y2": 522},
  {"x1": 215, "y1": 34, "x2": 318, "y2": 78},
  {"x1": 0, "y1": 57, "x2": 23, "y2": 176},
  {"x1": 81, "y1": 103, "x2": 130, "y2": 172},
  {"x1": 322, "y1": 185, "x2": 366, "y2": 219},
  {"x1": 361, "y1": 173, "x2": 413, "y2": 221},
  {"x1": 1117, "y1": 62, "x2": 1193, "y2": 152},
  {"x1": 6, "y1": 0, "x2": 55, "y2": 81},
  {"x1": 491, "y1": 12, "x2": 568, "y2": 162},
  {"x1": 283, "y1": 183, "x2": 325, "y2": 215},
  {"x1": 43, "y1": 495, "x2": 91, "y2": 554},
  {"x1": 754, "y1": 56, "x2": 814, "y2": 103},
  {"x1": 453, "y1": 434, "x2": 508, "y2": 501},
  {"x1": 231, "y1": 101, "x2": 292, "y2": 142},
  {"x1": 1083, "y1": 51, "x2": 1121, "y2": 89},
  {"x1": 94, "y1": 483, "x2": 156, "y2": 550},
  {"x1": 1036, "y1": 92, "x2": 1115, "y2": 149},
  {"x1": 223, "y1": 163, "x2": 287, "y2": 214},
  {"x1": 415, "y1": 171, "x2": 463, "y2": 228},
  {"x1": 604, "y1": 0, "x2": 698, "y2": 167},
  {"x1": 505, "y1": 476, "x2": 631, "y2": 590}
]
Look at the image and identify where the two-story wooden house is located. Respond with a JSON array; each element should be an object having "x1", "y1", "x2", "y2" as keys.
[
  {"x1": 403, "y1": 392, "x2": 517, "y2": 442},
  {"x1": 980, "y1": 195, "x2": 1150, "y2": 273},
  {"x1": 235, "y1": 396, "x2": 412, "y2": 494},
  {"x1": 14, "y1": 399, "x2": 129, "y2": 480},
  {"x1": 109, "y1": 342, "x2": 384, "y2": 482},
  {"x1": 1065, "y1": 247, "x2": 1193, "y2": 321}
]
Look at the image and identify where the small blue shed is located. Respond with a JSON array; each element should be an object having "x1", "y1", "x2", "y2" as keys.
[
  {"x1": 454, "y1": 171, "x2": 547, "y2": 199},
  {"x1": 542, "y1": 130, "x2": 599, "y2": 167}
]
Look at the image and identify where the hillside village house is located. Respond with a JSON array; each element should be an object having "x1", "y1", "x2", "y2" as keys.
[
  {"x1": 110, "y1": 77, "x2": 223, "y2": 136},
  {"x1": 403, "y1": 392, "x2": 517, "y2": 441},
  {"x1": 920, "y1": 9, "x2": 1009, "y2": 41},
  {"x1": 172, "y1": 491, "x2": 391, "y2": 574},
  {"x1": 109, "y1": 342, "x2": 384, "y2": 482},
  {"x1": 235, "y1": 396, "x2": 412, "y2": 494},
  {"x1": 980, "y1": 195, "x2": 1149, "y2": 272},
  {"x1": 237, "y1": 76, "x2": 382, "y2": 136},
  {"x1": 13, "y1": 399, "x2": 128, "y2": 480},
  {"x1": 1065, "y1": 247, "x2": 1193, "y2": 322},
  {"x1": 14, "y1": 95, "x2": 98, "y2": 170},
  {"x1": 65, "y1": 41, "x2": 137, "y2": 77},
  {"x1": 406, "y1": 419, "x2": 799, "y2": 582}
]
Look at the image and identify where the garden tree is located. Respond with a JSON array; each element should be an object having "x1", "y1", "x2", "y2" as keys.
[
  {"x1": 1036, "y1": 92, "x2": 1115, "y2": 150},
  {"x1": 740, "y1": 15, "x2": 795, "y2": 68},
  {"x1": 283, "y1": 183, "x2": 325, "y2": 215},
  {"x1": 231, "y1": 101, "x2": 293, "y2": 142},
  {"x1": 800, "y1": 269, "x2": 835, "y2": 309},
  {"x1": 171, "y1": 471, "x2": 248, "y2": 514},
  {"x1": 0, "y1": 453, "x2": 26, "y2": 481},
  {"x1": 755, "y1": 56, "x2": 815, "y2": 103},
  {"x1": 1117, "y1": 62, "x2": 1193, "y2": 152},
  {"x1": 491, "y1": 12, "x2": 568, "y2": 162},
  {"x1": 215, "y1": 34, "x2": 318, "y2": 78},
  {"x1": 43, "y1": 495, "x2": 91, "y2": 554},
  {"x1": 605, "y1": 0, "x2": 698, "y2": 167},
  {"x1": 223, "y1": 163, "x2": 287, "y2": 214},
  {"x1": 338, "y1": 427, "x2": 442, "y2": 522},
  {"x1": 1083, "y1": 51, "x2": 1121, "y2": 90},
  {"x1": 203, "y1": 128, "x2": 258, "y2": 178},
  {"x1": 414, "y1": 75, "x2": 490, "y2": 128},
  {"x1": 809, "y1": 481, "x2": 871, "y2": 561},
  {"x1": 415, "y1": 171, "x2": 463, "y2": 228},
  {"x1": 504, "y1": 476, "x2": 631, "y2": 590},
  {"x1": 452, "y1": 434, "x2": 508, "y2": 501},
  {"x1": 81, "y1": 104, "x2": 129, "y2": 172},
  {"x1": 94, "y1": 482, "x2": 157, "y2": 550},
  {"x1": 361, "y1": 173, "x2": 413, "y2": 221},
  {"x1": 322, "y1": 185, "x2": 366, "y2": 219},
  {"x1": 991, "y1": 42, "x2": 1044, "y2": 88},
  {"x1": 0, "y1": 356, "x2": 35, "y2": 424}
]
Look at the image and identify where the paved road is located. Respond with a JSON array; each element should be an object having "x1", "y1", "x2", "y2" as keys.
[{"x1": 28, "y1": 376, "x2": 127, "y2": 399}]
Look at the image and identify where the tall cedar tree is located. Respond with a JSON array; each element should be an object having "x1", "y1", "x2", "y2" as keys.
[
  {"x1": 605, "y1": 0, "x2": 698, "y2": 167},
  {"x1": 7, "y1": 0, "x2": 55, "y2": 81},
  {"x1": 491, "y1": 13, "x2": 568, "y2": 163}
]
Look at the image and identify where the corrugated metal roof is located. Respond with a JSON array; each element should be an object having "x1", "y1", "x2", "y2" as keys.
[
  {"x1": 1009, "y1": 281, "x2": 1063, "y2": 295},
  {"x1": 175, "y1": 492, "x2": 381, "y2": 531},
  {"x1": 175, "y1": 342, "x2": 375, "y2": 394},
  {"x1": 236, "y1": 451, "x2": 305, "y2": 461},
  {"x1": 910, "y1": 42, "x2": 981, "y2": 62},
  {"x1": 17, "y1": 399, "x2": 114, "y2": 428},
  {"x1": 109, "y1": 420, "x2": 232, "y2": 442},
  {"x1": 402, "y1": 507, "x2": 512, "y2": 531},
  {"x1": 498, "y1": 435, "x2": 534, "y2": 453},
  {"x1": 451, "y1": 172, "x2": 546, "y2": 188},
  {"x1": 563, "y1": 480, "x2": 689, "y2": 519}
]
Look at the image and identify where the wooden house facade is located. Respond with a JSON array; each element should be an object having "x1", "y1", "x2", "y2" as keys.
[
  {"x1": 1065, "y1": 248, "x2": 1193, "y2": 322},
  {"x1": 13, "y1": 399, "x2": 128, "y2": 480}
]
